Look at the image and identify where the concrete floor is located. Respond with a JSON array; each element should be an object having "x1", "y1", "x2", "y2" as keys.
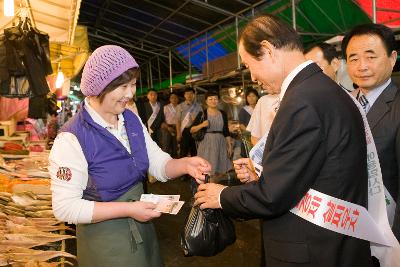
[{"x1": 150, "y1": 178, "x2": 262, "y2": 267}]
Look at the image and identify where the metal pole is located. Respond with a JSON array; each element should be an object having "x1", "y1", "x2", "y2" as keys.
[
  {"x1": 205, "y1": 31, "x2": 209, "y2": 79},
  {"x1": 146, "y1": 64, "x2": 150, "y2": 92},
  {"x1": 372, "y1": 0, "x2": 377, "y2": 23},
  {"x1": 188, "y1": 39, "x2": 192, "y2": 81},
  {"x1": 292, "y1": 0, "x2": 296, "y2": 30},
  {"x1": 24, "y1": 0, "x2": 36, "y2": 28},
  {"x1": 149, "y1": 60, "x2": 153, "y2": 88},
  {"x1": 157, "y1": 56, "x2": 162, "y2": 90},
  {"x1": 236, "y1": 16, "x2": 240, "y2": 70},
  {"x1": 169, "y1": 50, "x2": 173, "y2": 92},
  {"x1": 139, "y1": 68, "x2": 143, "y2": 95}
]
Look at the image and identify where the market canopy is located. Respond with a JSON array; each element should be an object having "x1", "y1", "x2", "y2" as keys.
[{"x1": 78, "y1": 0, "x2": 399, "y2": 91}]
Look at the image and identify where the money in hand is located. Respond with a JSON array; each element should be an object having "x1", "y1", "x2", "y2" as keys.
[
  {"x1": 140, "y1": 194, "x2": 184, "y2": 215},
  {"x1": 140, "y1": 194, "x2": 180, "y2": 203},
  {"x1": 155, "y1": 200, "x2": 185, "y2": 215}
]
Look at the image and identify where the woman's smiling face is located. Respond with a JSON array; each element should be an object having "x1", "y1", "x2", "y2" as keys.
[{"x1": 100, "y1": 78, "x2": 137, "y2": 115}]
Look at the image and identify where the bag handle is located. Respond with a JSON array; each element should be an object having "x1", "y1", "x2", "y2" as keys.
[{"x1": 205, "y1": 174, "x2": 210, "y2": 183}]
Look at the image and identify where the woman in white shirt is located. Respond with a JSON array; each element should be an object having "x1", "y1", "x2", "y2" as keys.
[
  {"x1": 238, "y1": 88, "x2": 259, "y2": 156},
  {"x1": 49, "y1": 45, "x2": 210, "y2": 267}
]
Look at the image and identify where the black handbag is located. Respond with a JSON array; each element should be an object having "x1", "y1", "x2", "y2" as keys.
[
  {"x1": 191, "y1": 111, "x2": 206, "y2": 142},
  {"x1": 181, "y1": 175, "x2": 236, "y2": 257}
]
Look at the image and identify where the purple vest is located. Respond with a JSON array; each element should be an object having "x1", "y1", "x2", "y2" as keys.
[{"x1": 61, "y1": 104, "x2": 149, "y2": 201}]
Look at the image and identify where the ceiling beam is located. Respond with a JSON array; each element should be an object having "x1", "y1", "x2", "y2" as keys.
[
  {"x1": 172, "y1": 0, "x2": 268, "y2": 49},
  {"x1": 294, "y1": 7, "x2": 320, "y2": 42},
  {"x1": 88, "y1": 32, "x2": 169, "y2": 58},
  {"x1": 141, "y1": 0, "x2": 270, "y2": 68},
  {"x1": 309, "y1": 0, "x2": 345, "y2": 33},
  {"x1": 233, "y1": 0, "x2": 251, "y2": 7},
  {"x1": 83, "y1": 1, "x2": 187, "y2": 39},
  {"x1": 142, "y1": 0, "x2": 212, "y2": 27},
  {"x1": 94, "y1": 0, "x2": 112, "y2": 29},
  {"x1": 190, "y1": 0, "x2": 246, "y2": 19},
  {"x1": 381, "y1": 17, "x2": 400, "y2": 24},
  {"x1": 36, "y1": 0, "x2": 70, "y2": 10},
  {"x1": 113, "y1": 1, "x2": 199, "y2": 33},
  {"x1": 87, "y1": 26, "x2": 169, "y2": 50},
  {"x1": 35, "y1": 18, "x2": 67, "y2": 30},
  {"x1": 90, "y1": 39, "x2": 148, "y2": 62},
  {"x1": 377, "y1": 7, "x2": 400, "y2": 13},
  {"x1": 133, "y1": 0, "x2": 191, "y2": 47},
  {"x1": 80, "y1": 10, "x2": 177, "y2": 45},
  {"x1": 31, "y1": 8, "x2": 69, "y2": 22},
  {"x1": 101, "y1": 27, "x2": 170, "y2": 50}
]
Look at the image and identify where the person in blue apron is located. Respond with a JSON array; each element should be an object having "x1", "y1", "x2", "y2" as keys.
[{"x1": 49, "y1": 45, "x2": 211, "y2": 267}]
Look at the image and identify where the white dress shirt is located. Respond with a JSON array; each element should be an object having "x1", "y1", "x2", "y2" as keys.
[
  {"x1": 246, "y1": 94, "x2": 280, "y2": 139},
  {"x1": 280, "y1": 60, "x2": 313, "y2": 103},
  {"x1": 49, "y1": 98, "x2": 172, "y2": 224},
  {"x1": 164, "y1": 103, "x2": 178, "y2": 125}
]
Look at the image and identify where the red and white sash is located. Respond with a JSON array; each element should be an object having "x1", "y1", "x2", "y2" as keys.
[
  {"x1": 147, "y1": 102, "x2": 160, "y2": 134},
  {"x1": 249, "y1": 90, "x2": 400, "y2": 266}
]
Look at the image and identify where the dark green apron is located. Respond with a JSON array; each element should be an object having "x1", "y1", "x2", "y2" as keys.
[{"x1": 77, "y1": 183, "x2": 164, "y2": 267}]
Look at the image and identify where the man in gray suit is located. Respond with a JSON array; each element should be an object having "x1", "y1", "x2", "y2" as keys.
[{"x1": 342, "y1": 23, "x2": 400, "y2": 264}]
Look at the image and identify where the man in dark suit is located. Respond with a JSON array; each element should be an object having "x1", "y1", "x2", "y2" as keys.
[
  {"x1": 342, "y1": 23, "x2": 400, "y2": 264},
  {"x1": 304, "y1": 42, "x2": 340, "y2": 82},
  {"x1": 194, "y1": 14, "x2": 372, "y2": 266},
  {"x1": 140, "y1": 89, "x2": 165, "y2": 146}
]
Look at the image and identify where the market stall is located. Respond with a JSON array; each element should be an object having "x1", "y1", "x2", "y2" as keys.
[{"x1": 0, "y1": 1, "x2": 83, "y2": 265}]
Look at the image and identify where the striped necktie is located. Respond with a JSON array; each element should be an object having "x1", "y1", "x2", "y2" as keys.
[{"x1": 358, "y1": 93, "x2": 369, "y2": 112}]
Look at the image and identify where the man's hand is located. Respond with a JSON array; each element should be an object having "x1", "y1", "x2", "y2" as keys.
[
  {"x1": 233, "y1": 158, "x2": 259, "y2": 183},
  {"x1": 194, "y1": 183, "x2": 227, "y2": 209}
]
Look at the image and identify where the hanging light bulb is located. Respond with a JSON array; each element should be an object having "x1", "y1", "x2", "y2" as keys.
[
  {"x1": 4, "y1": 0, "x2": 14, "y2": 17},
  {"x1": 55, "y1": 64, "x2": 64, "y2": 88}
]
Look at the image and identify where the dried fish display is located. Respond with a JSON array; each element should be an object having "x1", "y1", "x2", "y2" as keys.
[
  {"x1": 0, "y1": 192, "x2": 54, "y2": 219},
  {"x1": 0, "y1": 247, "x2": 75, "y2": 266},
  {"x1": 12, "y1": 260, "x2": 74, "y2": 267},
  {"x1": 0, "y1": 153, "x2": 76, "y2": 266},
  {"x1": 0, "y1": 191, "x2": 76, "y2": 266},
  {"x1": 0, "y1": 154, "x2": 49, "y2": 179}
]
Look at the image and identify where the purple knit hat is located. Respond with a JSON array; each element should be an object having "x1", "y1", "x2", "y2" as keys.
[{"x1": 80, "y1": 45, "x2": 138, "y2": 96}]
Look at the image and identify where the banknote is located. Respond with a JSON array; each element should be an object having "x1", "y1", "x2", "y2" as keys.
[
  {"x1": 155, "y1": 200, "x2": 185, "y2": 215},
  {"x1": 140, "y1": 194, "x2": 180, "y2": 204}
]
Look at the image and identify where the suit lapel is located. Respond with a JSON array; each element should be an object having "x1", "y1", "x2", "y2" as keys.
[{"x1": 367, "y1": 82, "x2": 397, "y2": 130}]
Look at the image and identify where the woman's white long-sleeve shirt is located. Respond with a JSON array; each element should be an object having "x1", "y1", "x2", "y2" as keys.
[{"x1": 49, "y1": 99, "x2": 172, "y2": 224}]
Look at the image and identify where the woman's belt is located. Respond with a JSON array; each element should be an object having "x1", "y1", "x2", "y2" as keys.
[{"x1": 206, "y1": 131, "x2": 223, "y2": 134}]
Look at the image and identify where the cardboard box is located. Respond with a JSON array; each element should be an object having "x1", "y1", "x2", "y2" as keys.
[
  {"x1": 0, "y1": 119, "x2": 16, "y2": 137},
  {"x1": 0, "y1": 124, "x2": 9, "y2": 137}
]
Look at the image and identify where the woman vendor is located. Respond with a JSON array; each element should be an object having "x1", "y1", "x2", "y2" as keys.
[{"x1": 49, "y1": 45, "x2": 211, "y2": 267}]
